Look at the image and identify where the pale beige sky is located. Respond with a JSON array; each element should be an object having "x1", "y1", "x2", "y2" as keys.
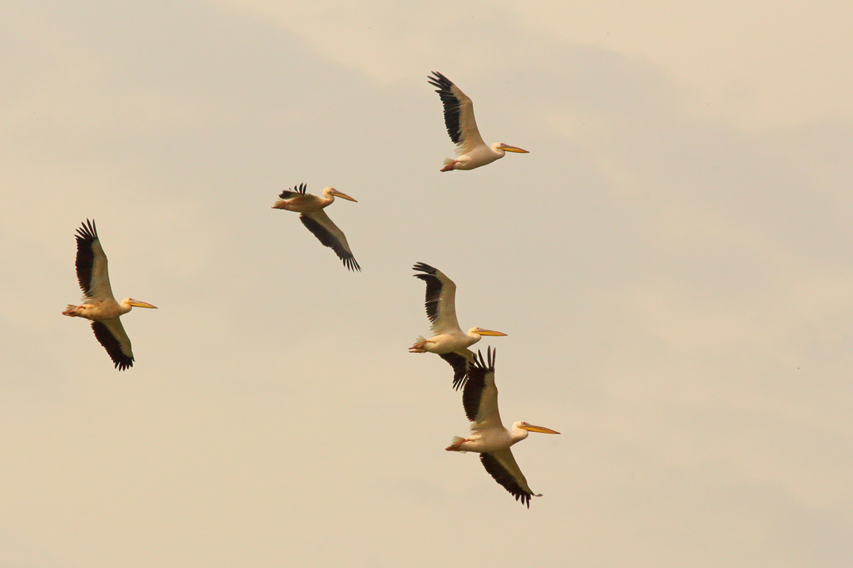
[
  {"x1": 2, "y1": 1, "x2": 852, "y2": 567},
  {"x1": 215, "y1": 0, "x2": 853, "y2": 126}
]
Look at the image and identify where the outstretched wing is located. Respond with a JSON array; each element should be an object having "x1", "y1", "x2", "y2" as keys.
[
  {"x1": 300, "y1": 209, "x2": 360, "y2": 272},
  {"x1": 91, "y1": 318, "x2": 134, "y2": 370},
  {"x1": 74, "y1": 219, "x2": 114, "y2": 301},
  {"x1": 412, "y1": 262, "x2": 460, "y2": 334},
  {"x1": 428, "y1": 71, "x2": 486, "y2": 155},
  {"x1": 480, "y1": 449, "x2": 539, "y2": 508}
]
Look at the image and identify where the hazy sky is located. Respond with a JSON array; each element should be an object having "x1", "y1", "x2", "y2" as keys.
[{"x1": 2, "y1": 1, "x2": 852, "y2": 566}]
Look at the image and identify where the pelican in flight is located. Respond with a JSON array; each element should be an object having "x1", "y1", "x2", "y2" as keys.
[
  {"x1": 447, "y1": 348, "x2": 560, "y2": 507},
  {"x1": 428, "y1": 71, "x2": 529, "y2": 172},
  {"x1": 62, "y1": 219, "x2": 157, "y2": 370},
  {"x1": 272, "y1": 183, "x2": 360, "y2": 271},
  {"x1": 409, "y1": 262, "x2": 506, "y2": 389}
]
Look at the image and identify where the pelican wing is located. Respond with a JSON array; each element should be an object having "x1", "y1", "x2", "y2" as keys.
[
  {"x1": 480, "y1": 449, "x2": 538, "y2": 508},
  {"x1": 428, "y1": 71, "x2": 486, "y2": 156},
  {"x1": 300, "y1": 209, "x2": 360, "y2": 272},
  {"x1": 462, "y1": 348, "x2": 503, "y2": 428},
  {"x1": 412, "y1": 262, "x2": 461, "y2": 334},
  {"x1": 91, "y1": 318, "x2": 134, "y2": 370},
  {"x1": 278, "y1": 182, "x2": 309, "y2": 200},
  {"x1": 439, "y1": 348, "x2": 474, "y2": 390},
  {"x1": 74, "y1": 219, "x2": 114, "y2": 300}
]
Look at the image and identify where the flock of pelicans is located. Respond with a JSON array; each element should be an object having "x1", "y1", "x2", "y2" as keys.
[{"x1": 62, "y1": 72, "x2": 558, "y2": 507}]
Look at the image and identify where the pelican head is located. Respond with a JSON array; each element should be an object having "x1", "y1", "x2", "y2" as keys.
[
  {"x1": 469, "y1": 327, "x2": 508, "y2": 338},
  {"x1": 323, "y1": 187, "x2": 358, "y2": 202},
  {"x1": 495, "y1": 143, "x2": 529, "y2": 154},
  {"x1": 518, "y1": 422, "x2": 560, "y2": 435},
  {"x1": 124, "y1": 298, "x2": 158, "y2": 310}
]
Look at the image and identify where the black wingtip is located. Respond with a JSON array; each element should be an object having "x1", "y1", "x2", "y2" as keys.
[
  {"x1": 76, "y1": 218, "x2": 98, "y2": 242},
  {"x1": 412, "y1": 262, "x2": 438, "y2": 275},
  {"x1": 427, "y1": 72, "x2": 463, "y2": 144},
  {"x1": 345, "y1": 257, "x2": 362, "y2": 272},
  {"x1": 73, "y1": 219, "x2": 99, "y2": 297},
  {"x1": 413, "y1": 262, "x2": 443, "y2": 324},
  {"x1": 279, "y1": 182, "x2": 308, "y2": 199},
  {"x1": 299, "y1": 214, "x2": 360, "y2": 272},
  {"x1": 427, "y1": 71, "x2": 452, "y2": 91},
  {"x1": 473, "y1": 347, "x2": 496, "y2": 374},
  {"x1": 440, "y1": 352, "x2": 471, "y2": 391},
  {"x1": 114, "y1": 358, "x2": 134, "y2": 371},
  {"x1": 480, "y1": 452, "x2": 536, "y2": 508},
  {"x1": 91, "y1": 321, "x2": 134, "y2": 371}
]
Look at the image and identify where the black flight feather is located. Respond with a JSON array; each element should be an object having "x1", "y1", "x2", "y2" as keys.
[
  {"x1": 428, "y1": 71, "x2": 463, "y2": 145},
  {"x1": 91, "y1": 321, "x2": 134, "y2": 371},
  {"x1": 439, "y1": 351, "x2": 470, "y2": 391},
  {"x1": 74, "y1": 219, "x2": 98, "y2": 297},
  {"x1": 462, "y1": 348, "x2": 495, "y2": 419},
  {"x1": 300, "y1": 214, "x2": 361, "y2": 272},
  {"x1": 480, "y1": 452, "x2": 534, "y2": 508},
  {"x1": 412, "y1": 262, "x2": 442, "y2": 323},
  {"x1": 278, "y1": 182, "x2": 309, "y2": 200}
]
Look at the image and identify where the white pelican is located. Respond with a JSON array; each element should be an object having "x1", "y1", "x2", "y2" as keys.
[
  {"x1": 62, "y1": 219, "x2": 157, "y2": 370},
  {"x1": 428, "y1": 71, "x2": 529, "y2": 172},
  {"x1": 272, "y1": 183, "x2": 360, "y2": 272},
  {"x1": 447, "y1": 348, "x2": 560, "y2": 507},
  {"x1": 409, "y1": 262, "x2": 506, "y2": 389}
]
